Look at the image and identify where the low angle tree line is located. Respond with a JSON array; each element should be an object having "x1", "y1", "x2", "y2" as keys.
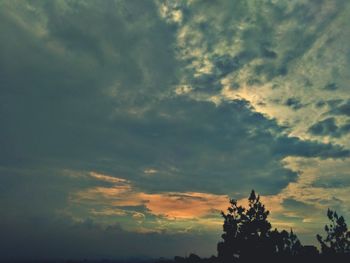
[
  {"x1": 160, "y1": 190, "x2": 350, "y2": 263},
  {"x1": 217, "y1": 190, "x2": 350, "y2": 262}
]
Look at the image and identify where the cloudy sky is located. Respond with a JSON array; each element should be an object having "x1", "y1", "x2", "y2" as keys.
[{"x1": 1, "y1": 0, "x2": 350, "y2": 260}]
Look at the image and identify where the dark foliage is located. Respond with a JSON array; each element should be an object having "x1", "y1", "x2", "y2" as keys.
[
  {"x1": 317, "y1": 209, "x2": 350, "y2": 255},
  {"x1": 217, "y1": 190, "x2": 305, "y2": 262},
  {"x1": 168, "y1": 190, "x2": 350, "y2": 263}
]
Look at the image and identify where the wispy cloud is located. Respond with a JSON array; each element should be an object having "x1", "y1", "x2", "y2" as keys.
[{"x1": 72, "y1": 171, "x2": 229, "y2": 220}]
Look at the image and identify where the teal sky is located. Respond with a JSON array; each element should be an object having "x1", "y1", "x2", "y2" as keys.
[{"x1": 1, "y1": 0, "x2": 350, "y2": 260}]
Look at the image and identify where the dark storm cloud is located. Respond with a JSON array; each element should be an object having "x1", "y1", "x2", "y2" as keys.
[
  {"x1": 1, "y1": 0, "x2": 350, "y2": 259},
  {"x1": 324, "y1": 82, "x2": 339, "y2": 91},
  {"x1": 0, "y1": 0, "x2": 178, "y2": 168},
  {"x1": 308, "y1": 117, "x2": 350, "y2": 138},
  {"x1": 329, "y1": 100, "x2": 350, "y2": 116},
  {"x1": 0, "y1": 0, "x2": 344, "y2": 191},
  {"x1": 271, "y1": 135, "x2": 348, "y2": 158},
  {"x1": 315, "y1": 99, "x2": 343, "y2": 109},
  {"x1": 104, "y1": 98, "x2": 349, "y2": 195},
  {"x1": 308, "y1": 118, "x2": 338, "y2": 137},
  {"x1": 1, "y1": 0, "x2": 349, "y2": 198},
  {"x1": 285, "y1": 98, "x2": 304, "y2": 110}
]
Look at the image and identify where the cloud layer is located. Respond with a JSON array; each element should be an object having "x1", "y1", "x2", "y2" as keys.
[{"x1": 1, "y1": 0, "x2": 350, "y2": 259}]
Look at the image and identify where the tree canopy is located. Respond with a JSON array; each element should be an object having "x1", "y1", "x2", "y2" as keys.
[
  {"x1": 166, "y1": 190, "x2": 350, "y2": 263},
  {"x1": 217, "y1": 190, "x2": 303, "y2": 262},
  {"x1": 317, "y1": 209, "x2": 350, "y2": 255}
]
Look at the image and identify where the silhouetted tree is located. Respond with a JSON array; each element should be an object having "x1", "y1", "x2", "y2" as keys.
[
  {"x1": 218, "y1": 190, "x2": 305, "y2": 262},
  {"x1": 217, "y1": 196, "x2": 244, "y2": 262},
  {"x1": 317, "y1": 209, "x2": 350, "y2": 255},
  {"x1": 270, "y1": 228, "x2": 302, "y2": 256},
  {"x1": 218, "y1": 190, "x2": 274, "y2": 262},
  {"x1": 238, "y1": 190, "x2": 273, "y2": 260}
]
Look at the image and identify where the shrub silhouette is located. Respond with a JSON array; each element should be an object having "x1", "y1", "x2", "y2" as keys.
[
  {"x1": 217, "y1": 190, "x2": 303, "y2": 262},
  {"x1": 317, "y1": 209, "x2": 350, "y2": 255}
]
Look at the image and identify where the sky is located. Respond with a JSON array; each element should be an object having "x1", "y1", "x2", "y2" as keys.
[{"x1": 1, "y1": 0, "x2": 350, "y2": 260}]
